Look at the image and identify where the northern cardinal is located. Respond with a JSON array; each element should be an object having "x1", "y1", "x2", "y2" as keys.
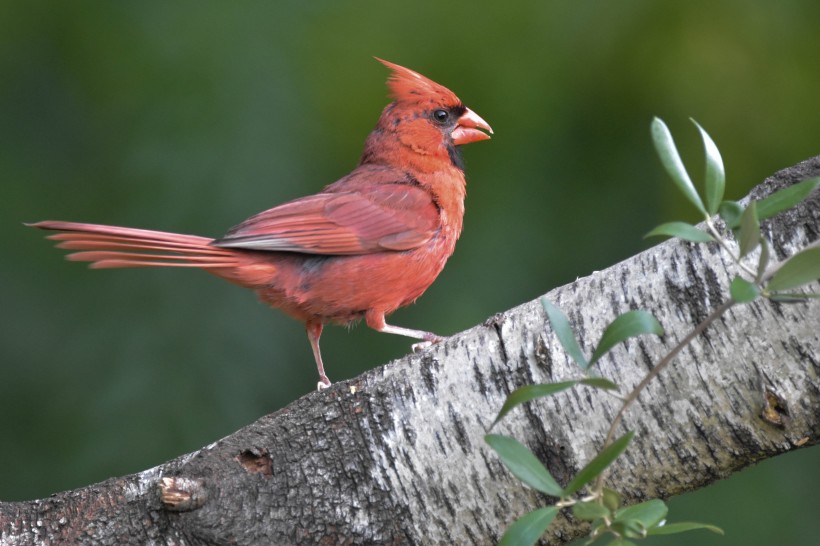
[{"x1": 29, "y1": 59, "x2": 492, "y2": 388}]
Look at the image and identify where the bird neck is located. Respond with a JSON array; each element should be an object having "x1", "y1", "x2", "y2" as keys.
[
  {"x1": 359, "y1": 123, "x2": 467, "y2": 234},
  {"x1": 362, "y1": 129, "x2": 462, "y2": 172}
]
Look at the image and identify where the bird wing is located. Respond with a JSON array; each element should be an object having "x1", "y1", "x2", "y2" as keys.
[{"x1": 211, "y1": 184, "x2": 439, "y2": 255}]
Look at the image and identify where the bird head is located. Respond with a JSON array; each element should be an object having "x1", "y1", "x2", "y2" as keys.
[{"x1": 375, "y1": 58, "x2": 493, "y2": 148}]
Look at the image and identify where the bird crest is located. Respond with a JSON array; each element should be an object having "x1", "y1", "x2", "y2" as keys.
[{"x1": 376, "y1": 58, "x2": 461, "y2": 107}]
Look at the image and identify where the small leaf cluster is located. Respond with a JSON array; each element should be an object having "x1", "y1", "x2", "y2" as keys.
[
  {"x1": 487, "y1": 301, "x2": 721, "y2": 544},
  {"x1": 575, "y1": 498, "x2": 722, "y2": 545},
  {"x1": 482, "y1": 118, "x2": 819, "y2": 545},
  {"x1": 647, "y1": 118, "x2": 820, "y2": 303}
]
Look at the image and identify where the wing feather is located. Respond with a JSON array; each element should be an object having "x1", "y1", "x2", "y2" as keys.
[{"x1": 212, "y1": 183, "x2": 439, "y2": 255}]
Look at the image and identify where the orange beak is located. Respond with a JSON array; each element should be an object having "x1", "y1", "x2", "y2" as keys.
[{"x1": 452, "y1": 108, "x2": 494, "y2": 146}]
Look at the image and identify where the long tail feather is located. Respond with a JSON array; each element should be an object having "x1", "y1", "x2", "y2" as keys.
[
  {"x1": 28, "y1": 221, "x2": 240, "y2": 269},
  {"x1": 49, "y1": 233, "x2": 229, "y2": 254}
]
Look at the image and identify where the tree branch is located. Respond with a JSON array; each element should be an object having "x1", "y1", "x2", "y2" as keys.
[{"x1": 2, "y1": 157, "x2": 818, "y2": 545}]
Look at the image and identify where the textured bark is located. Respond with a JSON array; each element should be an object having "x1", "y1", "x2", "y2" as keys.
[{"x1": 2, "y1": 157, "x2": 819, "y2": 545}]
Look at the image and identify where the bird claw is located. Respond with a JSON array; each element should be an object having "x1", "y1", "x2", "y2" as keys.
[
  {"x1": 411, "y1": 335, "x2": 443, "y2": 353},
  {"x1": 316, "y1": 378, "x2": 332, "y2": 391}
]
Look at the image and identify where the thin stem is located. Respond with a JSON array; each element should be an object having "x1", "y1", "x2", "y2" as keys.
[
  {"x1": 705, "y1": 217, "x2": 758, "y2": 278},
  {"x1": 593, "y1": 298, "x2": 737, "y2": 493}
]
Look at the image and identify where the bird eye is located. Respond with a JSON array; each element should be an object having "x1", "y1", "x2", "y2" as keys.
[{"x1": 433, "y1": 109, "x2": 449, "y2": 123}]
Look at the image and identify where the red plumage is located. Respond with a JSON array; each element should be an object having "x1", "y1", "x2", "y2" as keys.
[{"x1": 29, "y1": 59, "x2": 493, "y2": 388}]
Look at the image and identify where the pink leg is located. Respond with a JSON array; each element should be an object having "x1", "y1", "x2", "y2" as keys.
[
  {"x1": 365, "y1": 310, "x2": 443, "y2": 347},
  {"x1": 306, "y1": 320, "x2": 331, "y2": 389}
]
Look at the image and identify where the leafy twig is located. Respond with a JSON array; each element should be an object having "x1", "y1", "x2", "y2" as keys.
[{"x1": 592, "y1": 298, "x2": 735, "y2": 492}]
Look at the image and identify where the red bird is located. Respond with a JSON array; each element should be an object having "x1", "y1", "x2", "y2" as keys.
[{"x1": 29, "y1": 59, "x2": 492, "y2": 388}]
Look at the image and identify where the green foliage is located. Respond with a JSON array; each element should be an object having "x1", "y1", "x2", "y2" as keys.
[
  {"x1": 737, "y1": 201, "x2": 760, "y2": 258},
  {"x1": 492, "y1": 378, "x2": 617, "y2": 427},
  {"x1": 613, "y1": 499, "x2": 668, "y2": 532},
  {"x1": 485, "y1": 434, "x2": 563, "y2": 496},
  {"x1": 541, "y1": 299, "x2": 663, "y2": 372},
  {"x1": 755, "y1": 178, "x2": 820, "y2": 221},
  {"x1": 588, "y1": 311, "x2": 664, "y2": 367},
  {"x1": 573, "y1": 500, "x2": 611, "y2": 521},
  {"x1": 692, "y1": 119, "x2": 726, "y2": 215},
  {"x1": 541, "y1": 298, "x2": 589, "y2": 369},
  {"x1": 645, "y1": 222, "x2": 714, "y2": 243},
  {"x1": 756, "y1": 238, "x2": 771, "y2": 282},
  {"x1": 729, "y1": 276, "x2": 760, "y2": 303},
  {"x1": 498, "y1": 507, "x2": 558, "y2": 546},
  {"x1": 562, "y1": 432, "x2": 634, "y2": 497},
  {"x1": 647, "y1": 521, "x2": 724, "y2": 536},
  {"x1": 651, "y1": 118, "x2": 707, "y2": 215},
  {"x1": 488, "y1": 117, "x2": 816, "y2": 545},
  {"x1": 718, "y1": 200, "x2": 744, "y2": 229},
  {"x1": 647, "y1": 118, "x2": 819, "y2": 299},
  {"x1": 571, "y1": 497, "x2": 725, "y2": 544},
  {"x1": 767, "y1": 247, "x2": 820, "y2": 292},
  {"x1": 602, "y1": 488, "x2": 622, "y2": 511},
  {"x1": 581, "y1": 499, "x2": 723, "y2": 544}
]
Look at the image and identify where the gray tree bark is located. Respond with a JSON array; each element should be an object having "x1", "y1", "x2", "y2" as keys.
[{"x1": 2, "y1": 157, "x2": 818, "y2": 546}]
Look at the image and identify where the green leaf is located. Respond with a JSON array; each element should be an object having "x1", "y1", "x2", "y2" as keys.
[
  {"x1": 492, "y1": 378, "x2": 617, "y2": 427},
  {"x1": 580, "y1": 377, "x2": 619, "y2": 390},
  {"x1": 607, "y1": 541, "x2": 638, "y2": 546},
  {"x1": 651, "y1": 118, "x2": 707, "y2": 215},
  {"x1": 485, "y1": 434, "x2": 563, "y2": 497},
  {"x1": 541, "y1": 298, "x2": 588, "y2": 369},
  {"x1": 614, "y1": 499, "x2": 668, "y2": 529},
  {"x1": 498, "y1": 507, "x2": 558, "y2": 546},
  {"x1": 756, "y1": 177, "x2": 820, "y2": 220},
  {"x1": 492, "y1": 381, "x2": 580, "y2": 427},
  {"x1": 730, "y1": 276, "x2": 760, "y2": 303},
  {"x1": 613, "y1": 519, "x2": 648, "y2": 539},
  {"x1": 562, "y1": 431, "x2": 635, "y2": 496},
  {"x1": 718, "y1": 200, "x2": 743, "y2": 229},
  {"x1": 644, "y1": 222, "x2": 714, "y2": 243},
  {"x1": 769, "y1": 292, "x2": 820, "y2": 301},
  {"x1": 738, "y1": 201, "x2": 760, "y2": 257},
  {"x1": 756, "y1": 237, "x2": 771, "y2": 282},
  {"x1": 647, "y1": 521, "x2": 724, "y2": 536},
  {"x1": 602, "y1": 488, "x2": 622, "y2": 511},
  {"x1": 767, "y1": 247, "x2": 820, "y2": 292},
  {"x1": 589, "y1": 311, "x2": 664, "y2": 367},
  {"x1": 692, "y1": 119, "x2": 725, "y2": 215},
  {"x1": 572, "y1": 501, "x2": 610, "y2": 521}
]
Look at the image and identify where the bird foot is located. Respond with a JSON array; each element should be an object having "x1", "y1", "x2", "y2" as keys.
[
  {"x1": 411, "y1": 341, "x2": 432, "y2": 352},
  {"x1": 316, "y1": 377, "x2": 332, "y2": 391},
  {"x1": 411, "y1": 335, "x2": 444, "y2": 353}
]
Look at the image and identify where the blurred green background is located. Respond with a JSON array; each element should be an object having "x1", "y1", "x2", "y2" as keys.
[{"x1": 1, "y1": 1, "x2": 818, "y2": 543}]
